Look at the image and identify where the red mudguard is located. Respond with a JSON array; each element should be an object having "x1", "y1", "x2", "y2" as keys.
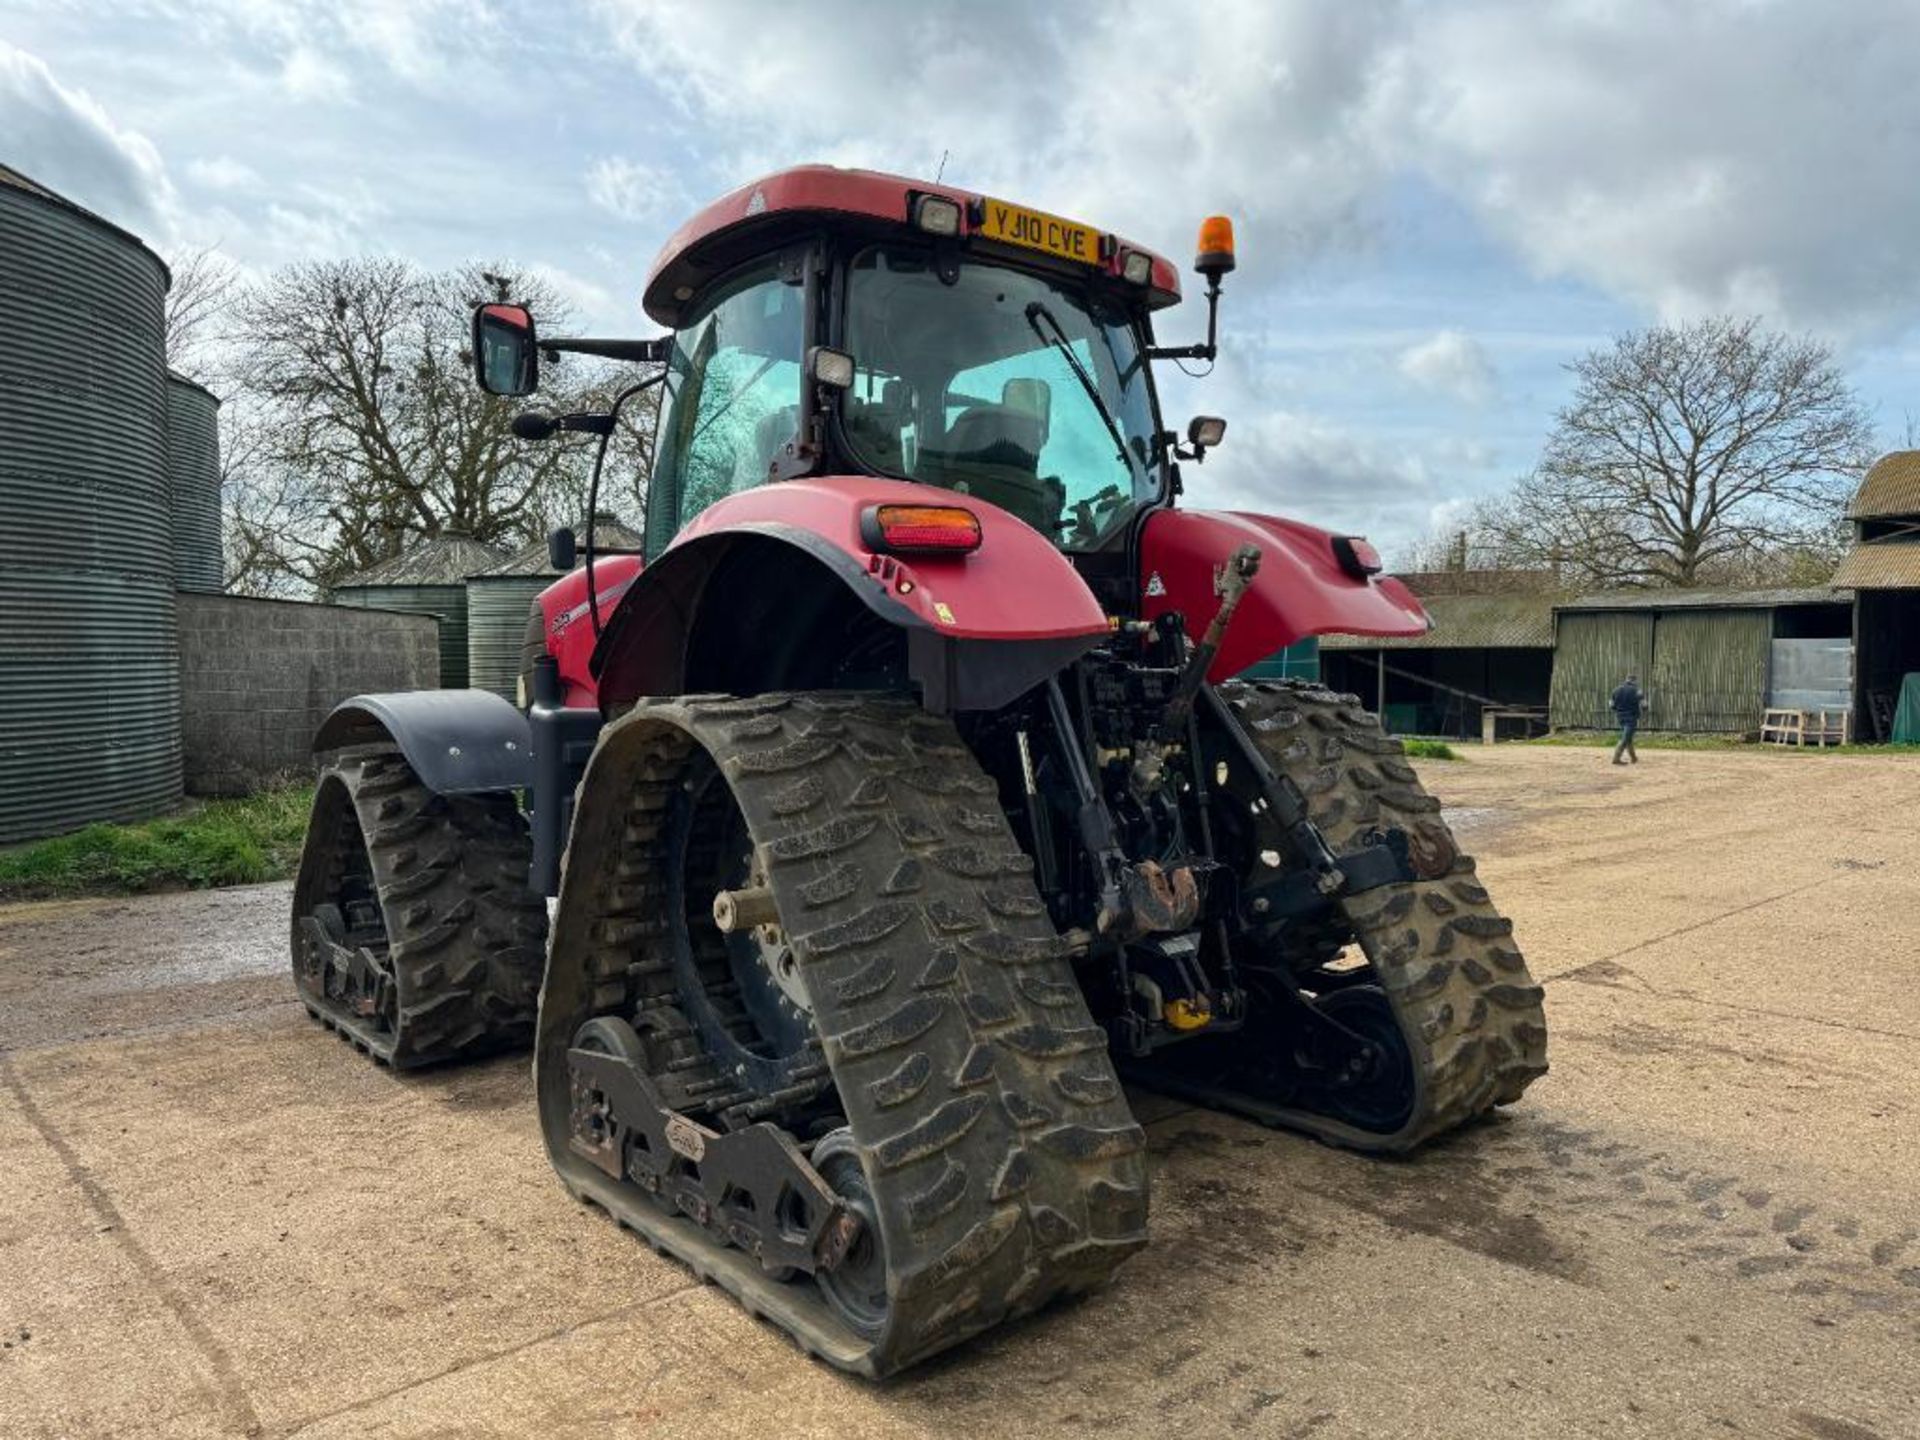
[
  {"x1": 674, "y1": 477, "x2": 1110, "y2": 639},
  {"x1": 541, "y1": 478, "x2": 1111, "y2": 707},
  {"x1": 1139, "y1": 509, "x2": 1430, "y2": 681}
]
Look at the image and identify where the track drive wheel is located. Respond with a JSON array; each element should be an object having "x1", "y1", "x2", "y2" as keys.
[
  {"x1": 291, "y1": 743, "x2": 547, "y2": 1068},
  {"x1": 534, "y1": 693, "x2": 1150, "y2": 1377}
]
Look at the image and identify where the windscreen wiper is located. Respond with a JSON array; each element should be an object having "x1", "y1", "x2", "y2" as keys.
[{"x1": 1024, "y1": 302, "x2": 1130, "y2": 468}]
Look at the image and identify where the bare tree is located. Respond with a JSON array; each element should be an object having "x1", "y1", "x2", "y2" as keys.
[
  {"x1": 1392, "y1": 529, "x2": 1478, "y2": 574},
  {"x1": 162, "y1": 244, "x2": 240, "y2": 384},
  {"x1": 1481, "y1": 317, "x2": 1872, "y2": 588},
  {"x1": 220, "y1": 259, "x2": 656, "y2": 590}
]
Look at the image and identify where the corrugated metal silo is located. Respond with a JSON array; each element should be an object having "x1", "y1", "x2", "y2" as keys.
[
  {"x1": 165, "y1": 371, "x2": 223, "y2": 591},
  {"x1": 465, "y1": 513, "x2": 642, "y2": 701},
  {"x1": 329, "y1": 532, "x2": 505, "y2": 688},
  {"x1": 0, "y1": 165, "x2": 181, "y2": 843}
]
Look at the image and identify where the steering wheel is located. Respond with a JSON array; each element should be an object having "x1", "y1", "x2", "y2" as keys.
[{"x1": 1066, "y1": 484, "x2": 1128, "y2": 546}]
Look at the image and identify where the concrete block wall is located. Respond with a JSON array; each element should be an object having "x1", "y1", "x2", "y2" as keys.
[{"x1": 177, "y1": 593, "x2": 439, "y2": 796}]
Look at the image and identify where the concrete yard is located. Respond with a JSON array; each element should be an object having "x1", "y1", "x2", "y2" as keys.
[{"x1": 2, "y1": 746, "x2": 1916, "y2": 1440}]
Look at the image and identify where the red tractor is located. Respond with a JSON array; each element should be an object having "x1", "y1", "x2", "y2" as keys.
[{"x1": 292, "y1": 166, "x2": 1547, "y2": 1376}]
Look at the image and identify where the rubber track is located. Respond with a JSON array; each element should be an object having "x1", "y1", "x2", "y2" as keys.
[
  {"x1": 534, "y1": 694, "x2": 1149, "y2": 1377},
  {"x1": 1217, "y1": 680, "x2": 1550, "y2": 1150},
  {"x1": 291, "y1": 744, "x2": 548, "y2": 1068}
]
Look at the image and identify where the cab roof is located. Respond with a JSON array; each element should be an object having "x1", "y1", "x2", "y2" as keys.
[{"x1": 641, "y1": 164, "x2": 1183, "y2": 329}]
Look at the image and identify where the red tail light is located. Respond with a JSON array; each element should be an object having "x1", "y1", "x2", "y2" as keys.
[
  {"x1": 861, "y1": 504, "x2": 982, "y2": 554},
  {"x1": 1333, "y1": 535, "x2": 1382, "y2": 579}
]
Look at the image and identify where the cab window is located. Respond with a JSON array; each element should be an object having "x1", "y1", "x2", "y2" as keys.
[
  {"x1": 645, "y1": 262, "x2": 805, "y2": 555},
  {"x1": 841, "y1": 246, "x2": 1158, "y2": 549}
]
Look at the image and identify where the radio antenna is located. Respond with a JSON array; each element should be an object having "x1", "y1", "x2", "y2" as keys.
[{"x1": 934, "y1": 148, "x2": 950, "y2": 183}]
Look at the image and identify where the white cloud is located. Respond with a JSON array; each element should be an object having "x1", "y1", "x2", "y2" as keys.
[
  {"x1": 0, "y1": 41, "x2": 174, "y2": 232},
  {"x1": 140, "y1": 0, "x2": 497, "y2": 90},
  {"x1": 586, "y1": 0, "x2": 1389, "y2": 275},
  {"x1": 523, "y1": 261, "x2": 618, "y2": 330},
  {"x1": 1397, "y1": 330, "x2": 1496, "y2": 404},
  {"x1": 585, "y1": 156, "x2": 682, "y2": 223},
  {"x1": 1188, "y1": 406, "x2": 1445, "y2": 547},
  {"x1": 185, "y1": 155, "x2": 261, "y2": 191},
  {"x1": 281, "y1": 45, "x2": 350, "y2": 101},
  {"x1": 1374, "y1": 0, "x2": 1920, "y2": 334},
  {"x1": 588, "y1": 0, "x2": 1920, "y2": 337}
]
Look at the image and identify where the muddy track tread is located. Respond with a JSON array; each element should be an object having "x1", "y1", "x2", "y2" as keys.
[
  {"x1": 291, "y1": 743, "x2": 547, "y2": 1069},
  {"x1": 1222, "y1": 679, "x2": 1549, "y2": 1150},
  {"x1": 536, "y1": 693, "x2": 1148, "y2": 1377}
]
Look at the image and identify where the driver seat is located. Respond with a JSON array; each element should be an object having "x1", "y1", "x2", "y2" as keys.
[{"x1": 930, "y1": 380, "x2": 1064, "y2": 535}]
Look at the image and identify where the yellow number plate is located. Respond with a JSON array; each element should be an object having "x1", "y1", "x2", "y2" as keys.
[{"x1": 978, "y1": 198, "x2": 1100, "y2": 265}]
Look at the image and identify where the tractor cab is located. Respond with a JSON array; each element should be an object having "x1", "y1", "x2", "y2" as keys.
[
  {"x1": 478, "y1": 167, "x2": 1230, "y2": 592},
  {"x1": 644, "y1": 226, "x2": 1168, "y2": 556},
  {"x1": 472, "y1": 165, "x2": 1426, "y2": 716}
]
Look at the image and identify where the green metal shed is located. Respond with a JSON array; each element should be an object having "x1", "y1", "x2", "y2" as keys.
[
  {"x1": 1548, "y1": 589, "x2": 1852, "y2": 733},
  {"x1": 464, "y1": 514, "x2": 643, "y2": 701},
  {"x1": 328, "y1": 533, "x2": 505, "y2": 688}
]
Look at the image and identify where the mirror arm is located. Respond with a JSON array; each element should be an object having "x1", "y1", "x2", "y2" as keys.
[
  {"x1": 539, "y1": 336, "x2": 672, "y2": 364},
  {"x1": 511, "y1": 411, "x2": 615, "y2": 442}
]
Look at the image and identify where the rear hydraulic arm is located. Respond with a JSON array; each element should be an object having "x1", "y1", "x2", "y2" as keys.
[{"x1": 1199, "y1": 686, "x2": 1345, "y2": 893}]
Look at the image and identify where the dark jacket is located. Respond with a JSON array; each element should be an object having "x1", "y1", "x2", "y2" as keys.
[{"x1": 1611, "y1": 683, "x2": 1643, "y2": 722}]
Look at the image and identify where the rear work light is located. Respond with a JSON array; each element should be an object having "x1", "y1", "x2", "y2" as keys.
[
  {"x1": 912, "y1": 194, "x2": 963, "y2": 236},
  {"x1": 1119, "y1": 248, "x2": 1153, "y2": 285},
  {"x1": 861, "y1": 503, "x2": 982, "y2": 555},
  {"x1": 1333, "y1": 535, "x2": 1383, "y2": 580}
]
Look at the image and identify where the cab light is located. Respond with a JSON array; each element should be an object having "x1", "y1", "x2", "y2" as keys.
[
  {"x1": 861, "y1": 504, "x2": 982, "y2": 555},
  {"x1": 1333, "y1": 535, "x2": 1382, "y2": 580},
  {"x1": 1119, "y1": 248, "x2": 1153, "y2": 285},
  {"x1": 809, "y1": 345, "x2": 855, "y2": 389},
  {"x1": 912, "y1": 194, "x2": 963, "y2": 236},
  {"x1": 1188, "y1": 415, "x2": 1227, "y2": 448}
]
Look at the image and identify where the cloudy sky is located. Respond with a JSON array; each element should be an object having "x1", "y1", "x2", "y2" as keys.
[{"x1": 4, "y1": 0, "x2": 1917, "y2": 556}]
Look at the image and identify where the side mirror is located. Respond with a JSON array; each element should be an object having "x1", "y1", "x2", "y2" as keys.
[
  {"x1": 548, "y1": 527, "x2": 577, "y2": 571},
  {"x1": 1188, "y1": 415, "x2": 1227, "y2": 460},
  {"x1": 472, "y1": 303, "x2": 539, "y2": 396}
]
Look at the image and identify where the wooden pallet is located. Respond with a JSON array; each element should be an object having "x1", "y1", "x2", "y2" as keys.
[{"x1": 1760, "y1": 708, "x2": 1851, "y2": 747}]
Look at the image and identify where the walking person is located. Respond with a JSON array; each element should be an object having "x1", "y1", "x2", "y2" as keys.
[{"x1": 1611, "y1": 673, "x2": 1643, "y2": 765}]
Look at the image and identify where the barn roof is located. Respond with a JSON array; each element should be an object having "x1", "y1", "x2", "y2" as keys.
[
  {"x1": 1830, "y1": 540, "x2": 1920, "y2": 589},
  {"x1": 1322, "y1": 592, "x2": 1556, "y2": 650},
  {"x1": 333, "y1": 532, "x2": 506, "y2": 588},
  {"x1": 1850, "y1": 451, "x2": 1920, "y2": 520},
  {"x1": 472, "y1": 515, "x2": 645, "y2": 577},
  {"x1": 1555, "y1": 587, "x2": 1851, "y2": 613}
]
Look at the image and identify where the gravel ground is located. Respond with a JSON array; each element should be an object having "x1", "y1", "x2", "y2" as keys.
[{"x1": 1, "y1": 745, "x2": 1916, "y2": 1440}]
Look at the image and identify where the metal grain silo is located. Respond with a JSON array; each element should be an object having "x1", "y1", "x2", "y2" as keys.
[
  {"x1": 0, "y1": 166, "x2": 181, "y2": 843},
  {"x1": 465, "y1": 513, "x2": 642, "y2": 701},
  {"x1": 165, "y1": 371, "x2": 223, "y2": 591},
  {"x1": 328, "y1": 532, "x2": 505, "y2": 688}
]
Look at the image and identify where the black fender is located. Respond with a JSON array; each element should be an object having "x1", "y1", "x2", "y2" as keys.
[
  {"x1": 592, "y1": 524, "x2": 1100, "y2": 712},
  {"x1": 312, "y1": 690, "x2": 531, "y2": 794}
]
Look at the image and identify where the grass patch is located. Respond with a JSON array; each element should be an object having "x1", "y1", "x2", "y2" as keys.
[
  {"x1": 0, "y1": 785, "x2": 314, "y2": 902},
  {"x1": 1399, "y1": 738, "x2": 1461, "y2": 760}
]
